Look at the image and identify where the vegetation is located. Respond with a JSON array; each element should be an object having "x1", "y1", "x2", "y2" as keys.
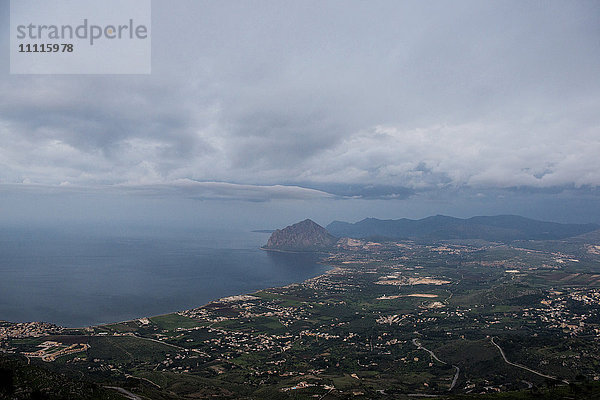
[{"x1": 2, "y1": 232, "x2": 600, "y2": 398}]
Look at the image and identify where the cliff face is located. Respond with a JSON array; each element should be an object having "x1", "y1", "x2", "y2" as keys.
[{"x1": 263, "y1": 219, "x2": 337, "y2": 252}]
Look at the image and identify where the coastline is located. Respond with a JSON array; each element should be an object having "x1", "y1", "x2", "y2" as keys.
[
  {"x1": 36, "y1": 250, "x2": 335, "y2": 330},
  {"x1": 0, "y1": 231, "x2": 331, "y2": 329},
  {"x1": 260, "y1": 246, "x2": 331, "y2": 254},
  {"x1": 90, "y1": 253, "x2": 335, "y2": 330}
]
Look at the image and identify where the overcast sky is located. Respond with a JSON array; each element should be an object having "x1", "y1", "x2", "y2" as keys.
[{"x1": 1, "y1": 1, "x2": 599, "y2": 227}]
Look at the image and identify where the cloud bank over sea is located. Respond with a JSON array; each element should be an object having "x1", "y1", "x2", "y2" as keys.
[{"x1": 1, "y1": 1, "x2": 599, "y2": 223}]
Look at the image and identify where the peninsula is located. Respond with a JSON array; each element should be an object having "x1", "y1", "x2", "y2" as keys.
[{"x1": 2, "y1": 216, "x2": 600, "y2": 399}]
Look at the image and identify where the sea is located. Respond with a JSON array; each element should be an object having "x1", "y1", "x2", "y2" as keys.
[{"x1": 0, "y1": 225, "x2": 328, "y2": 328}]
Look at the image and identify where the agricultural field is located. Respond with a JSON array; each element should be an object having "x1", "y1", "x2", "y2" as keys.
[{"x1": 2, "y1": 235, "x2": 600, "y2": 399}]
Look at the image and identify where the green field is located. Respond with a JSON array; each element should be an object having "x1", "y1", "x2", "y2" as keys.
[{"x1": 4, "y1": 236, "x2": 600, "y2": 399}]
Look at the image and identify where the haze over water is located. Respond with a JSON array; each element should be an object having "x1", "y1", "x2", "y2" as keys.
[{"x1": 0, "y1": 226, "x2": 327, "y2": 328}]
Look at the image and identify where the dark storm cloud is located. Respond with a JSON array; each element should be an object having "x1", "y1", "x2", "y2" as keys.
[
  {"x1": 1, "y1": 78, "x2": 207, "y2": 152},
  {"x1": 1, "y1": 0, "x2": 599, "y2": 200},
  {"x1": 0, "y1": 76, "x2": 221, "y2": 184}
]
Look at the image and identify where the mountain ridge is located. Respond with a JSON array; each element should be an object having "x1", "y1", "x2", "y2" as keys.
[{"x1": 326, "y1": 214, "x2": 599, "y2": 242}]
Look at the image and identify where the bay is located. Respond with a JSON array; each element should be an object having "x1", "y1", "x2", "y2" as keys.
[{"x1": 0, "y1": 226, "x2": 328, "y2": 327}]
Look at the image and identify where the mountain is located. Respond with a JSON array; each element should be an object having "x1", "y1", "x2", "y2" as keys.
[
  {"x1": 326, "y1": 215, "x2": 599, "y2": 242},
  {"x1": 263, "y1": 219, "x2": 337, "y2": 252}
]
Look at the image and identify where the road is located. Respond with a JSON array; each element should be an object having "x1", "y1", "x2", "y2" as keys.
[
  {"x1": 128, "y1": 333, "x2": 187, "y2": 350},
  {"x1": 412, "y1": 338, "x2": 460, "y2": 390},
  {"x1": 125, "y1": 373, "x2": 161, "y2": 389},
  {"x1": 104, "y1": 386, "x2": 142, "y2": 400},
  {"x1": 490, "y1": 337, "x2": 569, "y2": 384}
]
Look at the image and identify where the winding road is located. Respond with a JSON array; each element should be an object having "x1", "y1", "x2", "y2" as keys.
[
  {"x1": 412, "y1": 338, "x2": 460, "y2": 391},
  {"x1": 490, "y1": 337, "x2": 569, "y2": 384}
]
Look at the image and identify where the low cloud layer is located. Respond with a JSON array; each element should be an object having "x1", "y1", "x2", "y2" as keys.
[
  {"x1": 118, "y1": 180, "x2": 334, "y2": 202},
  {"x1": 1, "y1": 1, "x2": 599, "y2": 202}
]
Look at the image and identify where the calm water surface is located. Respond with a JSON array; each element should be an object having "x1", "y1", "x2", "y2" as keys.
[{"x1": 0, "y1": 227, "x2": 328, "y2": 327}]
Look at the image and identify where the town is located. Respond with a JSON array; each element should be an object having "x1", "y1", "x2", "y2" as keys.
[{"x1": 3, "y1": 234, "x2": 600, "y2": 399}]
